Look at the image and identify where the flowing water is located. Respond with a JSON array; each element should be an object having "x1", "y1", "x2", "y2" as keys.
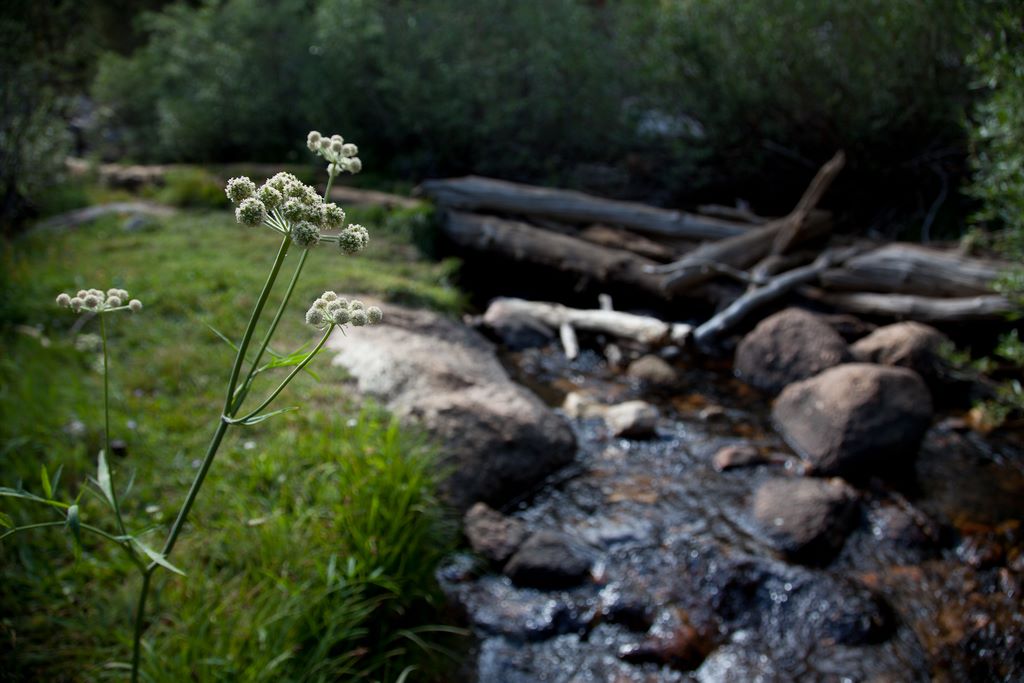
[{"x1": 439, "y1": 346, "x2": 1024, "y2": 682}]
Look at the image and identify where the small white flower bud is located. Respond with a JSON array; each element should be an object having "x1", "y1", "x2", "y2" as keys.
[
  {"x1": 56, "y1": 293, "x2": 71, "y2": 307},
  {"x1": 332, "y1": 307, "x2": 351, "y2": 325},
  {"x1": 341, "y1": 143, "x2": 358, "y2": 158},
  {"x1": 291, "y1": 221, "x2": 321, "y2": 248},
  {"x1": 350, "y1": 309, "x2": 368, "y2": 326},
  {"x1": 257, "y1": 184, "x2": 283, "y2": 211},
  {"x1": 282, "y1": 198, "x2": 307, "y2": 223},
  {"x1": 76, "y1": 290, "x2": 88, "y2": 299},
  {"x1": 225, "y1": 176, "x2": 257, "y2": 203},
  {"x1": 319, "y1": 138, "x2": 332, "y2": 152},
  {"x1": 268, "y1": 172, "x2": 299, "y2": 193},
  {"x1": 338, "y1": 224, "x2": 369, "y2": 255},
  {"x1": 331, "y1": 134, "x2": 344, "y2": 145},
  {"x1": 321, "y1": 291, "x2": 338, "y2": 302},
  {"x1": 350, "y1": 299, "x2": 365, "y2": 311},
  {"x1": 71, "y1": 297, "x2": 83, "y2": 312},
  {"x1": 367, "y1": 306, "x2": 383, "y2": 324},
  {"x1": 321, "y1": 203, "x2": 345, "y2": 229},
  {"x1": 84, "y1": 295, "x2": 99, "y2": 308},
  {"x1": 306, "y1": 130, "x2": 322, "y2": 151},
  {"x1": 345, "y1": 157, "x2": 362, "y2": 174},
  {"x1": 107, "y1": 296, "x2": 122, "y2": 307},
  {"x1": 129, "y1": 299, "x2": 143, "y2": 312},
  {"x1": 330, "y1": 139, "x2": 344, "y2": 154},
  {"x1": 89, "y1": 289, "x2": 105, "y2": 299},
  {"x1": 235, "y1": 197, "x2": 267, "y2": 226},
  {"x1": 118, "y1": 289, "x2": 129, "y2": 300},
  {"x1": 305, "y1": 306, "x2": 325, "y2": 328}
]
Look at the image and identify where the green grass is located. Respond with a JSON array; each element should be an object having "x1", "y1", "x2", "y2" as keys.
[{"x1": 0, "y1": 201, "x2": 465, "y2": 681}]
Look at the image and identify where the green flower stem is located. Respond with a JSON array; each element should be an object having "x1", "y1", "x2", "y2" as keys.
[
  {"x1": 99, "y1": 314, "x2": 128, "y2": 539},
  {"x1": 130, "y1": 570, "x2": 152, "y2": 683},
  {"x1": 229, "y1": 327, "x2": 333, "y2": 424},
  {"x1": 231, "y1": 173, "x2": 335, "y2": 414},
  {"x1": 222, "y1": 235, "x2": 292, "y2": 416}
]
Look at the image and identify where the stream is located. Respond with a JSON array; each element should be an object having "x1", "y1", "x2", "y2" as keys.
[{"x1": 439, "y1": 344, "x2": 1024, "y2": 682}]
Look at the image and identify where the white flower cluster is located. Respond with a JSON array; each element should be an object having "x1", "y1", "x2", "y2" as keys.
[
  {"x1": 306, "y1": 131, "x2": 362, "y2": 177},
  {"x1": 304, "y1": 291, "x2": 382, "y2": 330},
  {"x1": 57, "y1": 288, "x2": 142, "y2": 314},
  {"x1": 224, "y1": 171, "x2": 366, "y2": 253}
]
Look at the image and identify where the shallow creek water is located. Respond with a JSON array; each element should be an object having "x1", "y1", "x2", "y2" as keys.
[{"x1": 438, "y1": 346, "x2": 1024, "y2": 682}]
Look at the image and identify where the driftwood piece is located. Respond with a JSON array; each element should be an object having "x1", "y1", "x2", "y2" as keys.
[
  {"x1": 697, "y1": 202, "x2": 772, "y2": 225},
  {"x1": 819, "y1": 243, "x2": 1010, "y2": 297},
  {"x1": 659, "y1": 152, "x2": 844, "y2": 294},
  {"x1": 420, "y1": 175, "x2": 748, "y2": 240},
  {"x1": 578, "y1": 224, "x2": 678, "y2": 261},
  {"x1": 483, "y1": 297, "x2": 693, "y2": 347},
  {"x1": 327, "y1": 185, "x2": 423, "y2": 210},
  {"x1": 801, "y1": 288, "x2": 1015, "y2": 322},
  {"x1": 443, "y1": 211, "x2": 668, "y2": 298},
  {"x1": 692, "y1": 247, "x2": 860, "y2": 348}
]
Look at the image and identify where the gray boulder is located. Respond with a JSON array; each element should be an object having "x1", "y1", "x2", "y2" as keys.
[
  {"x1": 464, "y1": 502, "x2": 527, "y2": 566},
  {"x1": 504, "y1": 530, "x2": 594, "y2": 589},
  {"x1": 772, "y1": 363, "x2": 933, "y2": 478},
  {"x1": 734, "y1": 308, "x2": 851, "y2": 395},
  {"x1": 850, "y1": 321, "x2": 950, "y2": 387},
  {"x1": 752, "y1": 477, "x2": 859, "y2": 562},
  {"x1": 329, "y1": 303, "x2": 576, "y2": 511}
]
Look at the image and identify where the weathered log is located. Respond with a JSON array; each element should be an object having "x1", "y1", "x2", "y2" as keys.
[
  {"x1": 801, "y1": 288, "x2": 1015, "y2": 322},
  {"x1": 577, "y1": 224, "x2": 678, "y2": 261},
  {"x1": 692, "y1": 247, "x2": 860, "y2": 348},
  {"x1": 697, "y1": 202, "x2": 772, "y2": 225},
  {"x1": 659, "y1": 152, "x2": 844, "y2": 294},
  {"x1": 483, "y1": 297, "x2": 692, "y2": 347},
  {"x1": 443, "y1": 211, "x2": 669, "y2": 298},
  {"x1": 420, "y1": 175, "x2": 748, "y2": 240},
  {"x1": 819, "y1": 243, "x2": 1011, "y2": 297}
]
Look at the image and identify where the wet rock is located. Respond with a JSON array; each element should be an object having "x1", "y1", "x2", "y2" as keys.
[
  {"x1": 562, "y1": 390, "x2": 607, "y2": 419},
  {"x1": 455, "y1": 576, "x2": 588, "y2": 642},
  {"x1": 627, "y1": 354, "x2": 678, "y2": 386},
  {"x1": 868, "y1": 505, "x2": 941, "y2": 553},
  {"x1": 605, "y1": 400, "x2": 659, "y2": 439},
  {"x1": 329, "y1": 303, "x2": 576, "y2": 510},
  {"x1": 465, "y1": 502, "x2": 527, "y2": 566},
  {"x1": 772, "y1": 363, "x2": 933, "y2": 478},
  {"x1": 851, "y1": 321, "x2": 951, "y2": 387},
  {"x1": 618, "y1": 608, "x2": 714, "y2": 671},
  {"x1": 695, "y1": 638, "x2": 779, "y2": 683},
  {"x1": 752, "y1": 477, "x2": 859, "y2": 562},
  {"x1": 734, "y1": 308, "x2": 851, "y2": 395},
  {"x1": 957, "y1": 535, "x2": 1005, "y2": 570},
  {"x1": 505, "y1": 530, "x2": 594, "y2": 590},
  {"x1": 598, "y1": 582, "x2": 654, "y2": 632},
  {"x1": 712, "y1": 444, "x2": 767, "y2": 471}
]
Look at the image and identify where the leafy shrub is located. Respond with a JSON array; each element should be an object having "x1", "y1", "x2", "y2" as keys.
[{"x1": 156, "y1": 167, "x2": 230, "y2": 208}]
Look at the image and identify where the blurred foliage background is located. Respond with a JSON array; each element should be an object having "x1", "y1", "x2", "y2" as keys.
[{"x1": 0, "y1": 0, "x2": 1018, "y2": 241}]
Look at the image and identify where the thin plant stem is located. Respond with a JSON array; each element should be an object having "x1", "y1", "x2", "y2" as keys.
[
  {"x1": 222, "y1": 236, "x2": 292, "y2": 416},
  {"x1": 131, "y1": 572, "x2": 152, "y2": 683},
  {"x1": 99, "y1": 314, "x2": 128, "y2": 538},
  {"x1": 231, "y1": 327, "x2": 333, "y2": 423},
  {"x1": 231, "y1": 172, "x2": 335, "y2": 413}
]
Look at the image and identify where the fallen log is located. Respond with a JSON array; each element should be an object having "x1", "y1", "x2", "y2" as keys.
[
  {"x1": 577, "y1": 224, "x2": 678, "y2": 261},
  {"x1": 659, "y1": 152, "x2": 844, "y2": 294},
  {"x1": 483, "y1": 297, "x2": 693, "y2": 348},
  {"x1": 420, "y1": 175, "x2": 748, "y2": 240},
  {"x1": 692, "y1": 247, "x2": 860, "y2": 349},
  {"x1": 801, "y1": 288, "x2": 1015, "y2": 322},
  {"x1": 819, "y1": 243, "x2": 1011, "y2": 297},
  {"x1": 443, "y1": 211, "x2": 668, "y2": 298}
]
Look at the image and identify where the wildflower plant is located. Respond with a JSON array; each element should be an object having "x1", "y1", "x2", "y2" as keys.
[{"x1": 0, "y1": 132, "x2": 379, "y2": 682}]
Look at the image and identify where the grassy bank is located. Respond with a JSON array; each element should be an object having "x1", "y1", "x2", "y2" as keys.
[{"x1": 0, "y1": 199, "x2": 464, "y2": 681}]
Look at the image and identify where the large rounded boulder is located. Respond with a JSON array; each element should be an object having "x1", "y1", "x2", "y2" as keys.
[
  {"x1": 850, "y1": 321, "x2": 950, "y2": 387},
  {"x1": 734, "y1": 308, "x2": 851, "y2": 395},
  {"x1": 772, "y1": 363, "x2": 933, "y2": 478},
  {"x1": 329, "y1": 302, "x2": 576, "y2": 511}
]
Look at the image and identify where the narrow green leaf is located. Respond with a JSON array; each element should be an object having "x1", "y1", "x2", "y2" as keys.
[
  {"x1": 238, "y1": 406, "x2": 299, "y2": 426},
  {"x1": 0, "y1": 512, "x2": 13, "y2": 529},
  {"x1": 131, "y1": 538, "x2": 186, "y2": 576},
  {"x1": 50, "y1": 464, "x2": 64, "y2": 496},
  {"x1": 66, "y1": 505, "x2": 82, "y2": 556},
  {"x1": 204, "y1": 322, "x2": 239, "y2": 352},
  {"x1": 40, "y1": 465, "x2": 52, "y2": 500},
  {"x1": 0, "y1": 487, "x2": 69, "y2": 509},
  {"x1": 96, "y1": 451, "x2": 116, "y2": 511}
]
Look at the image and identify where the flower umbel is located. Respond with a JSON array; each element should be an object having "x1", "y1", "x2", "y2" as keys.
[
  {"x1": 305, "y1": 291, "x2": 382, "y2": 330},
  {"x1": 57, "y1": 287, "x2": 140, "y2": 315}
]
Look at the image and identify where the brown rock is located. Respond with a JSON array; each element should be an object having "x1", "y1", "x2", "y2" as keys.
[
  {"x1": 605, "y1": 400, "x2": 659, "y2": 439},
  {"x1": 734, "y1": 308, "x2": 851, "y2": 395},
  {"x1": 752, "y1": 477, "x2": 859, "y2": 562},
  {"x1": 772, "y1": 363, "x2": 933, "y2": 478},
  {"x1": 626, "y1": 354, "x2": 678, "y2": 386},
  {"x1": 850, "y1": 321, "x2": 951, "y2": 386},
  {"x1": 464, "y1": 503, "x2": 527, "y2": 565}
]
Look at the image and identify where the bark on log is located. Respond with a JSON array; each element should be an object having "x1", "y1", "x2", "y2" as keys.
[
  {"x1": 819, "y1": 243, "x2": 1011, "y2": 297},
  {"x1": 692, "y1": 247, "x2": 860, "y2": 348},
  {"x1": 483, "y1": 297, "x2": 693, "y2": 347},
  {"x1": 659, "y1": 152, "x2": 844, "y2": 294},
  {"x1": 801, "y1": 288, "x2": 1015, "y2": 322},
  {"x1": 420, "y1": 175, "x2": 748, "y2": 240},
  {"x1": 443, "y1": 211, "x2": 669, "y2": 298},
  {"x1": 578, "y1": 224, "x2": 678, "y2": 261}
]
